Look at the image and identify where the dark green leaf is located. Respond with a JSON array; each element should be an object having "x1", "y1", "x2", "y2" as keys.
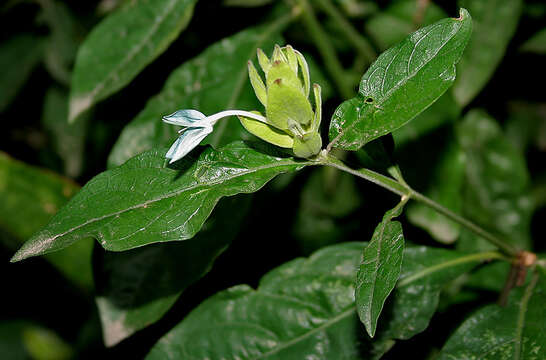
[
  {"x1": 379, "y1": 247, "x2": 502, "y2": 340},
  {"x1": 456, "y1": 109, "x2": 533, "y2": 251},
  {"x1": 293, "y1": 167, "x2": 361, "y2": 254},
  {"x1": 12, "y1": 141, "x2": 311, "y2": 261},
  {"x1": 453, "y1": 0, "x2": 522, "y2": 106},
  {"x1": 437, "y1": 272, "x2": 546, "y2": 360},
  {"x1": 520, "y1": 28, "x2": 546, "y2": 54},
  {"x1": 356, "y1": 200, "x2": 406, "y2": 337},
  {"x1": 0, "y1": 152, "x2": 93, "y2": 291},
  {"x1": 107, "y1": 25, "x2": 284, "y2": 168},
  {"x1": 406, "y1": 138, "x2": 465, "y2": 244},
  {"x1": 68, "y1": 0, "x2": 198, "y2": 122},
  {"x1": 365, "y1": 0, "x2": 446, "y2": 51},
  {"x1": 329, "y1": 9, "x2": 472, "y2": 151},
  {"x1": 0, "y1": 35, "x2": 44, "y2": 112},
  {"x1": 146, "y1": 242, "x2": 392, "y2": 360},
  {"x1": 96, "y1": 196, "x2": 250, "y2": 346},
  {"x1": 42, "y1": 87, "x2": 87, "y2": 178},
  {"x1": 505, "y1": 102, "x2": 546, "y2": 153}
]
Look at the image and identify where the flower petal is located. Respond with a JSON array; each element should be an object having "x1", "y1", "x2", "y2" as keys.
[
  {"x1": 162, "y1": 109, "x2": 208, "y2": 127},
  {"x1": 166, "y1": 126, "x2": 213, "y2": 163}
]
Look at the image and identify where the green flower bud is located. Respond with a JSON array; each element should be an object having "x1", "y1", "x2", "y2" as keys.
[{"x1": 241, "y1": 44, "x2": 323, "y2": 158}]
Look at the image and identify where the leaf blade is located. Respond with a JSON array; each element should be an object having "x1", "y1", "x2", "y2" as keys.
[
  {"x1": 68, "y1": 0, "x2": 197, "y2": 122},
  {"x1": 12, "y1": 142, "x2": 310, "y2": 261},
  {"x1": 329, "y1": 9, "x2": 472, "y2": 151}
]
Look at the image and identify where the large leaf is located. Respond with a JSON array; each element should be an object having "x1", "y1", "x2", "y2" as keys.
[
  {"x1": 453, "y1": 0, "x2": 522, "y2": 107},
  {"x1": 95, "y1": 196, "x2": 250, "y2": 346},
  {"x1": 146, "y1": 242, "x2": 394, "y2": 360},
  {"x1": 12, "y1": 141, "x2": 311, "y2": 261},
  {"x1": 0, "y1": 152, "x2": 93, "y2": 291},
  {"x1": 378, "y1": 247, "x2": 502, "y2": 340},
  {"x1": 68, "y1": 0, "x2": 197, "y2": 122},
  {"x1": 437, "y1": 272, "x2": 546, "y2": 359},
  {"x1": 328, "y1": 9, "x2": 472, "y2": 151},
  {"x1": 0, "y1": 35, "x2": 44, "y2": 112},
  {"x1": 107, "y1": 24, "x2": 283, "y2": 168},
  {"x1": 364, "y1": 0, "x2": 446, "y2": 51},
  {"x1": 356, "y1": 200, "x2": 406, "y2": 337},
  {"x1": 456, "y1": 109, "x2": 533, "y2": 251},
  {"x1": 406, "y1": 138, "x2": 465, "y2": 244}
]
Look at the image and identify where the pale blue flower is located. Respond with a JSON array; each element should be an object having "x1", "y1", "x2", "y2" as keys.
[{"x1": 162, "y1": 109, "x2": 267, "y2": 164}]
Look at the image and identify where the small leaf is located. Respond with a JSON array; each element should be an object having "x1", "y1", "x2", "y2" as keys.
[
  {"x1": 0, "y1": 35, "x2": 44, "y2": 112},
  {"x1": 453, "y1": 0, "x2": 523, "y2": 106},
  {"x1": 520, "y1": 28, "x2": 546, "y2": 54},
  {"x1": 107, "y1": 25, "x2": 283, "y2": 168},
  {"x1": 12, "y1": 142, "x2": 311, "y2": 261},
  {"x1": 42, "y1": 87, "x2": 87, "y2": 178},
  {"x1": 329, "y1": 9, "x2": 472, "y2": 151},
  {"x1": 146, "y1": 242, "x2": 392, "y2": 360},
  {"x1": 68, "y1": 0, "x2": 198, "y2": 122},
  {"x1": 407, "y1": 138, "x2": 465, "y2": 244},
  {"x1": 0, "y1": 152, "x2": 93, "y2": 291},
  {"x1": 356, "y1": 199, "x2": 407, "y2": 337},
  {"x1": 95, "y1": 196, "x2": 250, "y2": 346},
  {"x1": 238, "y1": 112, "x2": 294, "y2": 148},
  {"x1": 437, "y1": 272, "x2": 546, "y2": 359}
]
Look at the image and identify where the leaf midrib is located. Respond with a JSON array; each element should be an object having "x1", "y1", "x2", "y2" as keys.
[{"x1": 35, "y1": 157, "x2": 313, "y2": 246}]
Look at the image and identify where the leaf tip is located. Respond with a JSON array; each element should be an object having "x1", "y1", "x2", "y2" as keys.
[
  {"x1": 68, "y1": 94, "x2": 93, "y2": 123},
  {"x1": 455, "y1": 8, "x2": 470, "y2": 22}
]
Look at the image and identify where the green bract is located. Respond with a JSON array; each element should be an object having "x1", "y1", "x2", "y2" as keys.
[{"x1": 239, "y1": 45, "x2": 323, "y2": 158}]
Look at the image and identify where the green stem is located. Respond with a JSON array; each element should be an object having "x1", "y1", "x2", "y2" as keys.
[
  {"x1": 315, "y1": 0, "x2": 376, "y2": 65},
  {"x1": 296, "y1": 0, "x2": 354, "y2": 99},
  {"x1": 321, "y1": 154, "x2": 519, "y2": 257}
]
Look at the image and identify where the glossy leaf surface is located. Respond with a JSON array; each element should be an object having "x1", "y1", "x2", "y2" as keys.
[
  {"x1": 146, "y1": 242, "x2": 387, "y2": 360},
  {"x1": 96, "y1": 196, "x2": 250, "y2": 346},
  {"x1": 108, "y1": 25, "x2": 283, "y2": 168},
  {"x1": 68, "y1": 0, "x2": 197, "y2": 122},
  {"x1": 12, "y1": 142, "x2": 310, "y2": 261},
  {"x1": 356, "y1": 201, "x2": 405, "y2": 337},
  {"x1": 329, "y1": 10, "x2": 472, "y2": 151},
  {"x1": 0, "y1": 152, "x2": 93, "y2": 291},
  {"x1": 438, "y1": 273, "x2": 546, "y2": 359},
  {"x1": 453, "y1": 0, "x2": 522, "y2": 106}
]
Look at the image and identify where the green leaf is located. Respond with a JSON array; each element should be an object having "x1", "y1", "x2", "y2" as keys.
[
  {"x1": 456, "y1": 109, "x2": 533, "y2": 251},
  {"x1": 68, "y1": 0, "x2": 198, "y2": 122},
  {"x1": 107, "y1": 24, "x2": 284, "y2": 168},
  {"x1": 356, "y1": 200, "x2": 406, "y2": 337},
  {"x1": 437, "y1": 272, "x2": 546, "y2": 360},
  {"x1": 328, "y1": 9, "x2": 472, "y2": 151},
  {"x1": 0, "y1": 34, "x2": 44, "y2": 112},
  {"x1": 146, "y1": 242, "x2": 393, "y2": 360},
  {"x1": 292, "y1": 167, "x2": 361, "y2": 254},
  {"x1": 520, "y1": 28, "x2": 546, "y2": 54},
  {"x1": 0, "y1": 152, "x2": 93, "y2": 291},
  {"x1": 453, "y1": 0, "x2": 522, "y2": 107},
  {"x1": 42, "y1": 87, "x2": 87, "y2": 178},
  {"x1": 365, "y1": 0, "x2": 446, "y2": 51},
  {"x1": 96, "y1": 196, "x2": 250, "y2": 346},
  {"x1": 12, "y1": 141, "x2": 311, "y2": 261},
  {"x1": 379, "y1": 247, "x2": 502, "y2": 340},
  {"x1": 505, "y1": 102, "x2": 546, "y2": 153},
  {"x1": 406, "y1": 138, "x2": 465, "y2": 244}
]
